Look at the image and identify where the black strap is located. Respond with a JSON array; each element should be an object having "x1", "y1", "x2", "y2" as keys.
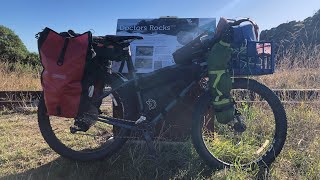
[
  {"x1": 57, "y1": 38, "x2": 70, "y2": 66},
  {"x1": 118, "y1": 59, "x2": 125, "y2": 73}
]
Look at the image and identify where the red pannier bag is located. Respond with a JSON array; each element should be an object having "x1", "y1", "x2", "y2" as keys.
[{"x1": 37, "y1": 27, "x2": 92, "y2": 118}]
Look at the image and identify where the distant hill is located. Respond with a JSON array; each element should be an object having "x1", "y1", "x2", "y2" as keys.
[{"x1": 260, "y1": 10, "x2": 320, "y2": 58}]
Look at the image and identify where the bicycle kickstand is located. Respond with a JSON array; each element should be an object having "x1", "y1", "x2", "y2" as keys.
[
  {"x1": 143, "y1": 130, "x2": 158, "y2": 158},
  {"x1": 136, "y1": 116, "x2": 158, "y2": 158}
]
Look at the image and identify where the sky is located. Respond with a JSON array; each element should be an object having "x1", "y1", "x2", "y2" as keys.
[{"x1": 1, "y1": 0, "x2": 319, "y2": 52}]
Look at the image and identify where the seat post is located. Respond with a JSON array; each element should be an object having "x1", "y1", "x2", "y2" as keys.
[{"x1": 126, "y1": 46, "x2": 145, "y2": 115}]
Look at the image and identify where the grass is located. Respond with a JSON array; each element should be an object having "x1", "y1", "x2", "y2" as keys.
[
  {"x1": 0, "y1": 62, "x2": 41, "y2": 91},
  {"x1": 0, "y1": 113, "x2": 241, "y2": 179},
  {"x1": 0, "y1": 103, "x2": 319, "y2": 179},
  {"x1": 0, "y1": 44, "x2": 320, "y2": 179},
  {"x1": 202, "y1": 103, "x2": 275, "y2": 165},
  {"x1": 270, "y1": 104, "x2": 320, "y2": 179},
  {"x1": 256, "y1": 68, "x2": 320, "y2": 89},
  {"x1": 1, "y1": 63, "x2": 320, "y2": 91},
  {"x1": 256, "y1": 43, "x2": 320, "y2": 89}
]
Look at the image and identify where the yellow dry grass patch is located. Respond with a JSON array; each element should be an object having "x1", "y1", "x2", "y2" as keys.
[
  {"x1": 256, "y1": 68, "x2": 320, "y2": 89},
  {"x1": 0, "y1": 62, "x2": 41, "y2": 91}
]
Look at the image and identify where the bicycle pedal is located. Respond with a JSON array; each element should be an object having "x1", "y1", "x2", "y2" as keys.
[
  {"x1": 231, "y1": 113, "x2": 247, "y2": 132},
  {"x1": 233, "y1": 122, "x2": 246, "y2": 133},
  {"x1": 70, "y1": 124, "x2": 89, "y2": 134},
  {"x1": 135, "y1": 115, "x2": 147, "y2": 124},
  {"x1": 70, "y1": 126, "x2": 81, "y2": 134}
]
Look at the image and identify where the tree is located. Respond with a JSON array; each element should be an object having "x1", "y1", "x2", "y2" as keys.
[
  {"x1": 23, "y1": 52, "x2": 40, "y2": 66},
  {"x1": 0, "y1": 25, "x2": 29, "y2": 63}
]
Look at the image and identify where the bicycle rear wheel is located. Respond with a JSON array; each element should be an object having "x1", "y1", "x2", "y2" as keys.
[
  {"x1": 192, "y1": 78, "x2": 287, "y2": 169},
  {"x1": 38, "y1": 90, "x2": 135, "y2": 161}
]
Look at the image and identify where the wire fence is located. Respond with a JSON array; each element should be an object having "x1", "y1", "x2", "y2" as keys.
[{"x1": 0, "y1": 89, "x2": 319, "y2": 110}]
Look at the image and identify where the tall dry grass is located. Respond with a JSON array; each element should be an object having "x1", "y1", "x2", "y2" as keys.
[
  {"x1": 0, "y1": 62, "x2": 41, "y2": 91},
  {"x1": 1, "y1": 43, "x2": 319, "y2": 91},
  {"x1": 256, "y1": 43, "x2": 320, "y2": 89}
]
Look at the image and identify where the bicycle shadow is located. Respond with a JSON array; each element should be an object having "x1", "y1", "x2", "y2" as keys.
[
  {"x1": 1, "y1": 142, "x2": 217, "y2": 180},
  {"x1": 1, "y1": 141, "x2": 271, "y2": 180}
]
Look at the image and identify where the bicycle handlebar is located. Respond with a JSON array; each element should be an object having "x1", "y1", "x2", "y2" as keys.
[{"x1": 66, "y1": 29, "x2": 143, "y2": 45}]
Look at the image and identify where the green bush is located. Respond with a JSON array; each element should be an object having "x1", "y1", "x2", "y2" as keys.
[
  {"x1": 0, "y1": 25, "x2": 29, "y2": 62},
  {"x1": 23, "y1": 52, "x2": 40, "y2": 67},
  {"x1": 0, "y1": 25, "x2": 40, "y2": 69}
]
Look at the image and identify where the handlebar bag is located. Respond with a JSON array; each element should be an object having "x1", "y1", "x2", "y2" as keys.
[
  {"x1": 173, "y1": 18, "x2": 260, "y2": 65},
  {"x1": 37, "y1": 27, "x2": 92, "y2": 118},
  {"x1": 231, "y1": 23, "x2": 257, "y2": 48},
  {"x1": 172, "y1": 34, "x2": 210, "y2": 65}
]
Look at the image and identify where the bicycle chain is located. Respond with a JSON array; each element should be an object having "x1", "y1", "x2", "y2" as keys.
[
  {"x1": 84, "y1": 131, "x2": 176, "y2": 142},
  {"x1": 80, "y1": 121, "x2": 182, "y2": 143},
  {"x1": 80, "y1": 112, "x2": 141, "y2": 139}
]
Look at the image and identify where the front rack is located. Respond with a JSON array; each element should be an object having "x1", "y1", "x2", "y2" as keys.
[{"x1": 230, "y1": 41, "x2": 275, "y2": 76}]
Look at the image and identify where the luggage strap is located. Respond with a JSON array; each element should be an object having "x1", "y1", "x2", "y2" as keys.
[
  {"x1": 57, "y1": 38, "x2": 70, "y2": 66},
  {"x1": 208, "y1": 69, "x2": 228, "y2": 102},
  {"x1": 118, "y1": 59, "x2": 125, "y2": 73}
]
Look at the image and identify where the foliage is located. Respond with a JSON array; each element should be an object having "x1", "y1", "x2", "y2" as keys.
[
  {"x1": 0, "y1": 25, "x2": 28, "y2": 62},
  {"x1": 23, "y1": 52, "x2": 40, "y2": 67},
  {"x1": 0, "y1": 25, "x2": 40, "y2": 67}
]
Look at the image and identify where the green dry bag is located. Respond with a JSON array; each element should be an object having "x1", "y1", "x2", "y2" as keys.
[{"x1": 207, "y1": 41, "x2": 234, "y2": 124}]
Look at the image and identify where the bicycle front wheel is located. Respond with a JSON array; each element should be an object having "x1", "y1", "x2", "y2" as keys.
[{"x1": 192, "y1": 78, "x2": 287, "y2": 169}]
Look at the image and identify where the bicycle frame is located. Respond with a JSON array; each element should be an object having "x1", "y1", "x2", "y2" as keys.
[{"x1": 91, "y1": 45, "x2": 205, "y2": 131}]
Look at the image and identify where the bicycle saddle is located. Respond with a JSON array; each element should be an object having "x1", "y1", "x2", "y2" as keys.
[
  {"x1": 93, "y1": 35, "x2": 143, "y2": 44},
  {"x1": 104, "y1": 35, "x2": 143, "y2": 42},
  {"x1": 67, "y1": 30, "x2": 143, "y2": 43}
]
